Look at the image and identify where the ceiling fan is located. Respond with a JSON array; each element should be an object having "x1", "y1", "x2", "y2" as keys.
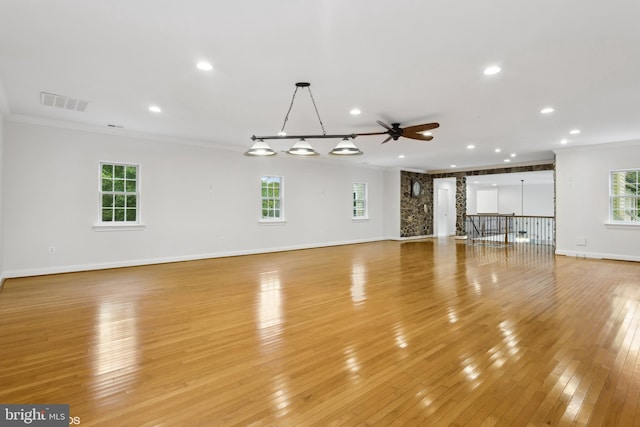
[{"x1": 354, "y1": 121, "x2": 440, "y2": 144}]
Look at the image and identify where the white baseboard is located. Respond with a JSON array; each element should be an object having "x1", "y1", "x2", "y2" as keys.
[
  {"x1": 555, "y1": 249, "x2": 640, "y2": 262},
  {"x1": 2, "y1": 237, "x2": 387, "y2": 279}
]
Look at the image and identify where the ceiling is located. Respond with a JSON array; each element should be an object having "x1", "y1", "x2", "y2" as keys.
[{"x1": 1, "y1": 1, "x2": 639, "y2": 171}]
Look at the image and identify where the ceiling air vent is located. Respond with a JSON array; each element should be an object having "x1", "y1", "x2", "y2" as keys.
[{"x1": 40, "y1": 92, "x2": 89, "y2": 112}]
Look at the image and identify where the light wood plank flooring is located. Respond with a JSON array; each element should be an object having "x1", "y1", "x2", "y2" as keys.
[{"x1": 1, "y1": 239, "x2": 640, "y2": 426}]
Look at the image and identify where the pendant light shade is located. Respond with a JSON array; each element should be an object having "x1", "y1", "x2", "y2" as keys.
[
  {"x1": 287, "y1": 139, "x2": 319, "y2": 156},
  {"x1": 245, "y1": 140, "x2": 276, "y2": 156},
  {"x1": 329, "y1": 138, "x2": 363, "y2": 155}
]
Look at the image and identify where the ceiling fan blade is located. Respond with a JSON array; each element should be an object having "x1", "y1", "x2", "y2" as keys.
[
  {"x1": 403, "y1": 122, "x2": 440, "y2": 134},
  {"x1": 376, "y1": 120, "x2": 393, "y2": 131},
  {"x1": 355, "y1": 121, "x2": 439, "y2": 141},
  {"x1": 403, "y1": 133, "x2": 434, "y2": 141}
]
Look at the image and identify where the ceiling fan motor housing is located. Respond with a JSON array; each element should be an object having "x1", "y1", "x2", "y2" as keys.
[{"x1": 391, "y1": 123, "x2": 403, "y2": 140}]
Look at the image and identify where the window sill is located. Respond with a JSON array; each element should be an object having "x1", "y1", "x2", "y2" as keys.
[
  {"x1": 352, "y1": 217, "x2": 369, "y2": 222},
  {"x1": 93, "y1": 223, "x2": 146, "y2": 232},
  {"x1": 258, "y1": 219, "x2": 287, "y2": 226},
  {"x1": 604, "y1": 222, "x2": 640, "y2": 229}
]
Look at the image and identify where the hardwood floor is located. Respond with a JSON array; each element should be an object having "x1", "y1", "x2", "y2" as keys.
[{"x1": 1, "y1": 239, "x2": 640, "y2": 426}]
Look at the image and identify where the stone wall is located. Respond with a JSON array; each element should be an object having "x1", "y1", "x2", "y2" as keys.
[{"x1": 400, "y1": 171, "x2": 433, "y2": 237}]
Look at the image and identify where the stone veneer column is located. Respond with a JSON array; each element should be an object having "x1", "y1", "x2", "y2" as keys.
[{"x1": 455, "y1": 176, "x2": 466, "y2": 236}]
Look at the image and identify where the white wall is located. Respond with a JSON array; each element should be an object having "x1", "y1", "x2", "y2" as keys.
[
  {"x1": 498, "y1": 184, "x2": 554, "y2": 216},
  {"x1": 471, "y1": 184, "x2": 553, "y2": 216},
  {"x1": 556, "y1": 140, "x2": 640, "y2": 261},
  {"x1": 2, "y1": 121, "x2": 386, "y2": 277},
  {"x1": 383, "y1": 169, "x2": 401, "y2": 239},
  {"x1": 466, "y1": 183, "x2": 478, "y2": 215},
  {"x1": 477, "y1": 188, "x2": 498, "y2": 213},
  {"x1": 0, "y1": 113, "x2": 3, "y2": 283},
  {"x1": 496, "y1": 185, "x2": 520, "y2": 215}
]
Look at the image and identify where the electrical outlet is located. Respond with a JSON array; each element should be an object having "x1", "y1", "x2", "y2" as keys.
[{"x1": 48, "y1": 246, "x2": 56, "y2": 254}]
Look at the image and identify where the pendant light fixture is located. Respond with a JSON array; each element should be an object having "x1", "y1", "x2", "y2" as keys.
[
  {"x1": 286, "y1": 139, "x2": 319, "y2": 156},
  {"x1": 330, "y1": 138, "x2": 363, "y2": 155},
  {"x1": 244, "y1": 139, "x2": 276, "y2": 156},
  {"x1": 249, "y1": 82, "x2": 363, "y2": 156},
  {"x1": 247, "y1": 82, "x2": 440, "y2": 156}
]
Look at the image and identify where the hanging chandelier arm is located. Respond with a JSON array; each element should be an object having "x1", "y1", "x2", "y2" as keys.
[
  {"x1": 251, "y1": 134, "x2": 357, "y2": 141},
  {"x1": 306, "y1": 86, "x2": 327, "y2": 136},
  {"x1": 280, "y1": 86, "x2": 300, "y2": 134},
  {"x1": 354, "y1": 131, "x2": 389, "y2": 136}
]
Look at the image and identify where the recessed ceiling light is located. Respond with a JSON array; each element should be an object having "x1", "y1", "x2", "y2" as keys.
[
  {"x1": 473, "y1": 181, "x2": 479, "y2": 184},
  {"x1": 569, "y1": 129, "x2": 581, "y2": 135},
  {"x1": 421, "y1": 131, "x2": 432, "y2": 136},
  {"x1": 504, "y1": 159, "x2": 511, "y2": 162},
  {"x1": 149, "y1": 105, "x2": 162, "y2": 113},
  {"x1": 350, "y1": 108, "x2": 361, "y2": 115},
  {"x1": 510, "y1": 153, "x2": 516, "y2": 158},
  {"x1": 196, "y1": 61, "x2": 213, "y2": 71},
  {"x1": 492, "y1": 183, "x2": 497, "y2": 186},
  {"x1": 484, "y1": 66, "x2": 501, "y2": 75},
  {"x1": 450, "y1": 164, "x2": 457, "y2": 168},
  {"x1": 540, "y1": 107, "x2": 554, "y2": 114},
  {"x1": 494, "y1": 148, "x2": 501, "y2": 153},
  {"x1": 398, "y1": 154, "x2": 405, "y2": 159},
  {"x1": 560, "y1": 139, "x2": 568, "y2": 145},
  {"x1": 467, "y1": 144, "x2": 475, "y2": 149}
]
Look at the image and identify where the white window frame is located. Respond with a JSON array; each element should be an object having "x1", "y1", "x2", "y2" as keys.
[
  {"x1": 260, "y1": 176, "x2": 285, "y2": 223},
  {"x1": 94, "y1": 162, "x2": 145, "y2": 231},
  {"x1": 609, "y1": 168, "x2": 640, "y2": 225},
  {"x1": 352, "y1": 182, "x2": 368, "y2": 220}
]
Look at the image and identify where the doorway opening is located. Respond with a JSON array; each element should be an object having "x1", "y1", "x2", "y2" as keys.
[{"x1": 434, "y1": 177, "x2": 456, "y2": 237}]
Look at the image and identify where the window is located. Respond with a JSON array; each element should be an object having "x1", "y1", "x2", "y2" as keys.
[
  {"x1": 353, "y1": 182, "x2": 367, "y2": 219},
  {"x1": 610, "y1": 169, "x2": 640, "y2": 223},
  {"x1": 261, "y1": 176, "x2": 283, "y2": 221},
  {"x1": 100, "y1": 163, "x2": 139, "y2": 223}
]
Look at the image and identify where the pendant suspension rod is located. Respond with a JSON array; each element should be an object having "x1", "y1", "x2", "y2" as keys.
[
  {"x1": 307, "y1": 86, "x2": 327, "y2": 136},
  {"x1": 251, "y1": 134, "x2": 357, "y2": 141},
  {"x1": 278, "y1": 82, "x2": 328, "y2": 136},
  {"x1": 279, "y1": 85, "x2": 300, "y2": 134},
  {"x1": 521, "y1": 179, "x2": 524, "y2": 216}
]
